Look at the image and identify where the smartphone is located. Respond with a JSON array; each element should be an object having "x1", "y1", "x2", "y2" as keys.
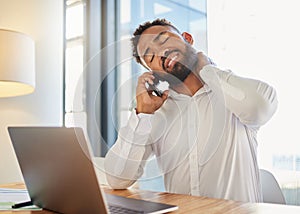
[
  {"x1": 145, "y1": 72, "x2": 163, "y2": 97},
  {"x1": 147, "y1": 82, "x2": 163, "y2": 97}
]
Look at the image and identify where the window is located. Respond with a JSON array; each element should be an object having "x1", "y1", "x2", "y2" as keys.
[{"x1": 64, "y1": 0, "x2": 86, "y2": 129}]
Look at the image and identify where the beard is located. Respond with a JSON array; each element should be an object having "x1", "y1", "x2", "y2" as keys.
[{"x1": 156, "y1": 44, "x2": 199, "y2": 86}]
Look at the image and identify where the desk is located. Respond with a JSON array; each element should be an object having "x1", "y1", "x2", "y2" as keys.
[{"x1": 1, "y1": 183, "x2": 300, "y2": 213}]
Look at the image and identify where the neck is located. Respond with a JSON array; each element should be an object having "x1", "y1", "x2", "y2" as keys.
[
  {"x1": 171, "y1": 72, "x2": 204, "y2": 96},
  {"x1": 170, "y1": 53, "x2": 204, "y2": 96}
]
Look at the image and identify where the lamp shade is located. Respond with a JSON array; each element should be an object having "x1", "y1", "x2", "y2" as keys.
[{"x1": 0, "y1": 29, "x2": 35, "y2": 97}]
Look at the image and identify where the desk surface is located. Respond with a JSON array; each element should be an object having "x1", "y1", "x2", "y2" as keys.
[{"x1": 1, "y1": 183, "x2": 300, "y2": 214}]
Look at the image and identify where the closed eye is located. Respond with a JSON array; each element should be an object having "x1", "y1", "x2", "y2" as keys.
[
  {"x1": 161, "y1": 36, "x2": 169, "y2": 45},
  {"x1": 150, "y1": 54, "x2": 154, "y2": 63}
]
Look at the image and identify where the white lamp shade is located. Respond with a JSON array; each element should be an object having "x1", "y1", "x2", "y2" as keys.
[{"x1": 0, "y1": 29, "x2": 35, "y2": 97}]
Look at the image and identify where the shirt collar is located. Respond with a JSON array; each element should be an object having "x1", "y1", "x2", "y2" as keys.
[{"x1": 168, "y1": 84, "x2": 212, "y2": 100}]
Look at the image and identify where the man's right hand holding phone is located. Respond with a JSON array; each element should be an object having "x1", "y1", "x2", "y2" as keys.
[{"x1": 136, "y1": 72, "x2": 169, "y2": 114}]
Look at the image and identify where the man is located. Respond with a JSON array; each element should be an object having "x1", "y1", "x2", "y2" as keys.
[{"x1": 104, "y1": 19, "x2": 278, "y2": 203}]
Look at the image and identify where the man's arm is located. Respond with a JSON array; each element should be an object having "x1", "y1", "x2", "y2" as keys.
[
  {"x1": 105, "y1": 70, "x2": 168, "y2": 189},
  {"x1": 104, "y1": 111, "x2": 154, "y2": 189},
  {"x1": 200, "y1": 65, "x2": 278, "y2": 127}
]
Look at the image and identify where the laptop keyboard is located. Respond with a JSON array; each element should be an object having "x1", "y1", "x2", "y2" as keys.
[{"x1": 108, "y1": 205, "x2": 144, "y2": 214}]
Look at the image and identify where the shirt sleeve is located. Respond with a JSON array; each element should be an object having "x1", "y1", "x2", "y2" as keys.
[
  {"x1": 200, "y1": 65, "x2": 278, "y2": 127},
  {"x1": 104, "y1": 109, "x2": 154, "y2": 189}
]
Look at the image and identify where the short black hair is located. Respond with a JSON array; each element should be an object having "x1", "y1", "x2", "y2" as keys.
[{"x1": 131, "y1": 18, "x2": 180, "y2": 64}]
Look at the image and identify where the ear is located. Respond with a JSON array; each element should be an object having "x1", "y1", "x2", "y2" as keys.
[{"x1": 182, "y1": 32, "x2": 194, "y2": 45}]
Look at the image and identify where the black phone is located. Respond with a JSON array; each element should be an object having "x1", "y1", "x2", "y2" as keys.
[
  {"x1": 147, "y1": 82, "x2": 163, "y2": 97},
  {"x1": 145, "y1": 72, "x2": 163, "y2": 97},
  {"x1": 148, "y1": 73, "x2": 163, "y2": 97}
]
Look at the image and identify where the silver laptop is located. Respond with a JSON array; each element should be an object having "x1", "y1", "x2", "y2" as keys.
[{"x1": 8, "y1": 126, "x2": 178, "y2": 214}]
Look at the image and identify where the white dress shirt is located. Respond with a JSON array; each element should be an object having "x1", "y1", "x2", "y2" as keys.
[{"x1": 104, "y1": 65, "x2": 278, "y2": 202}]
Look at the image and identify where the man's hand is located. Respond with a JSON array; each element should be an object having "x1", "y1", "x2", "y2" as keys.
[{"x1": 136, "y1": 72, "x2": 168, "y2": 114}]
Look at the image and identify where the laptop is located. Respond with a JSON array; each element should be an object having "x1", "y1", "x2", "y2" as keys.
[{"x1": 8, "y1": 126, "x2": 178, "y2": 214}]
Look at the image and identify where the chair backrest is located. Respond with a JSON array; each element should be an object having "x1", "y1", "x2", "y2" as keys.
[{"x1": 260, "y1": 169, "x2": 286, "y2": 204}]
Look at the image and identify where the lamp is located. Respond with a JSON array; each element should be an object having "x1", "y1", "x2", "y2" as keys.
[{"x1": 0, "y1": 29, "x2": 35, "y2": 97}]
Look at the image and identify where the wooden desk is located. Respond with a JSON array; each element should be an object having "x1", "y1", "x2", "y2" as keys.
[{"x1": 1, "y1": 183, "x2": 300, "y2": 213}]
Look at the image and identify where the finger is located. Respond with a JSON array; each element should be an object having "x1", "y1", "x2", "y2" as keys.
[
  {"x1": 147, "y1": 90, "x2": 154, "y2": 96},
  {"x1": 151, "y1": 90, "x2": 169, "y2": 102},
  {"x1": 145, "y1": 78, "x2": 154, "y2": 85},
  {"x1": 138, "y1": 73, "x2": 155, "y2": 85},
  {"x1": 161, "y1": 90, "x2": 169, "y2": 101}
]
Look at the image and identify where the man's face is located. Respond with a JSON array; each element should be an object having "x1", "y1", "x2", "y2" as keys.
[{"x1": 136, "y1": 25, "x2": 198, "y2": 86}]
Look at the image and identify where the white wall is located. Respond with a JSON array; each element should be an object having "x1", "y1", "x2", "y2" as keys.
[{"x1": 0, "y1": 0, "x2": 63, "y2": 184}]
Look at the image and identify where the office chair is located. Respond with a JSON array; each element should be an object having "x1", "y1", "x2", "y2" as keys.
[{"x1": 260, "y1": 169, "x2": 286, "y2": 204}]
